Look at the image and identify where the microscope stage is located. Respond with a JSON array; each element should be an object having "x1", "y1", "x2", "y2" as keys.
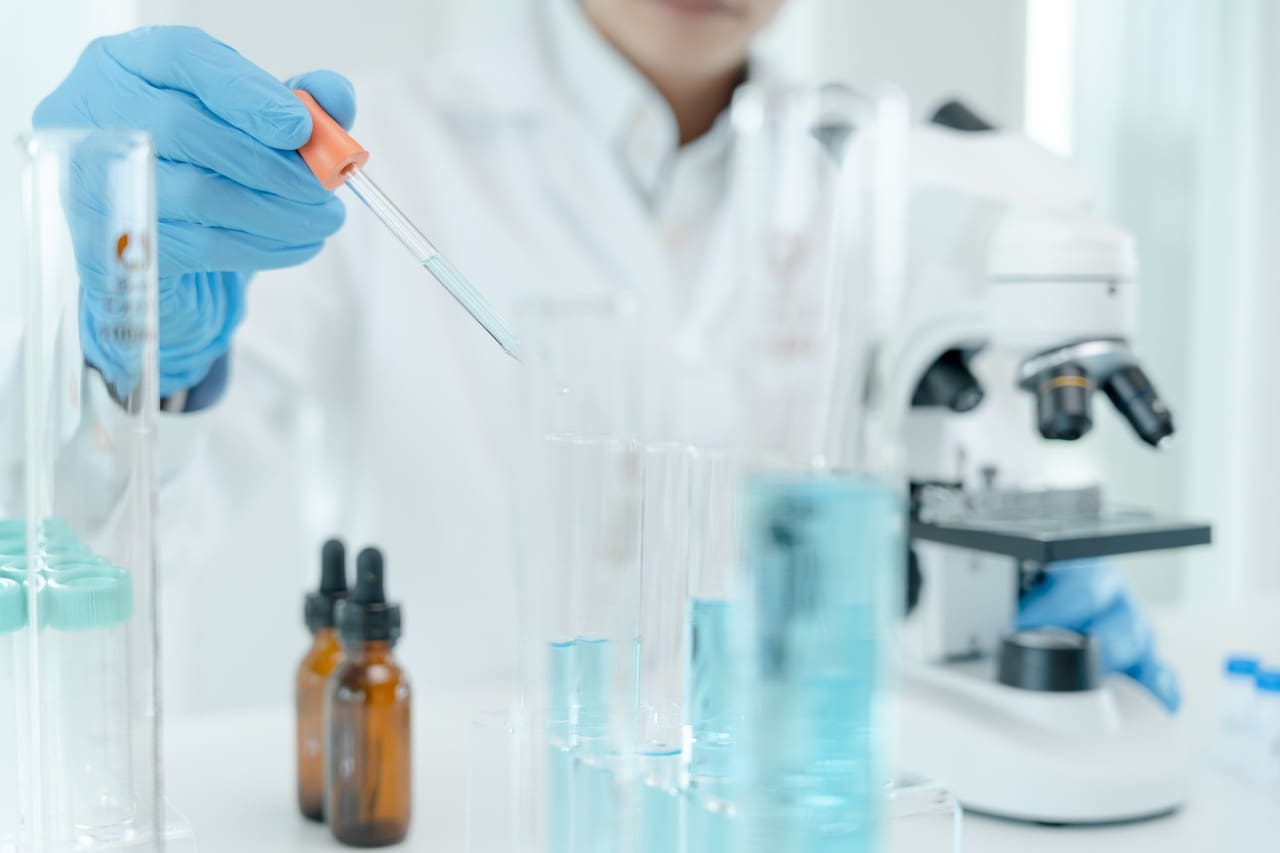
[{"x1": 910, "y1": 508, "x2": 1212, "y2": 563}]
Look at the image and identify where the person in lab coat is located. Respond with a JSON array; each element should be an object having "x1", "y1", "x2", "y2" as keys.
[{"x1": 30, "y1": 0, "x2": 1179, "y2": 709}]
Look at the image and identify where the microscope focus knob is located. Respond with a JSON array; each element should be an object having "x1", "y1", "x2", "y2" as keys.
[{"x1": 997, "y1": 629, "x2": 1101, "y2": 692}]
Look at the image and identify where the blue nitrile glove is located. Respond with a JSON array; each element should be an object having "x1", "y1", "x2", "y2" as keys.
[
  {"x1": 1017, "y1": 559, "x2": 1180, "y2": 712},
  {"x1": 33, "y1": 26, "x2": 357, "y2": 400}
]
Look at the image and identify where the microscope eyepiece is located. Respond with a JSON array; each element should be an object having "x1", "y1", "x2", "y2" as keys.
[
  {"x1": 1103, "y1": 365, "x2": 1175, "y2": 448},
  {"x1": 1034, "y1": 362, "x2": 1093, "y2": 441}
]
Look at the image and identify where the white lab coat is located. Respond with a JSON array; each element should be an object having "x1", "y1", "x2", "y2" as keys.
[{"x1": 156, "y1": 6, "x2": 745, "y2": 701}]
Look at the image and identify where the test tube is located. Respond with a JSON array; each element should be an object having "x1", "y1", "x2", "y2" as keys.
[
  {"x1": 43, "y1": 568, "x2": 135, "y2": 842},
  {"x1": 636, "y1": 443, "x2": 693, "y2": 853},
  {"x1": 535, "y1": 435, "x2": 583, "y2": 853},
  {"x1": 638, "y1": 444, "x2": 692, "y2": 751},
  {"x1": 0, "y1": 576, "x2": 26, "y2": 853},
  {"x1": 685, "y1": 450, "x2": 742, "y2": 786},
  {"x1": 465, "y1": 711, "x2": 520, "y2": 853},
  {"x1": 570, "y1": 438, "x2": 643, "y2": 853},
  {"x1": 684, "y1": 449, "x2": 742, "y2": 851}
]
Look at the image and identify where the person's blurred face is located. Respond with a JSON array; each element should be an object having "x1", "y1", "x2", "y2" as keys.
[{"x1": 582, "y1": 0, "x2": 786, "y2": 81}]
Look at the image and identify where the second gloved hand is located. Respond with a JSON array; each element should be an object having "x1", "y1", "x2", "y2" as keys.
[
  {"x1": 33, "y1": 27, "x2": 357, "y2": 399},
  {"x1": 1017, "y1": 559, "x2": 1180, "y2": 712}
]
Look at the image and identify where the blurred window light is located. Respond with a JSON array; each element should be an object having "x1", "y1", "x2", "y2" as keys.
[{"x1": 1024, "y1": 0, "x2": 1077, "y2": 155}]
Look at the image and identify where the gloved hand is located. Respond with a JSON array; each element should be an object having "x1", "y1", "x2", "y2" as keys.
[
  {"x1": 33, "y1": 26, "x2": 356, "y2": 400},
  {"x1": 1017, "y1": 559, "x2": 1180, "y2": 712}
]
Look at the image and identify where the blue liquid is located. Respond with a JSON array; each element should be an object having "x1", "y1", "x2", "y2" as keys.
[
  {"x1": 687, "y1": 598, "x2": 736, "y2": 782},
  {"x1": 638, "y1": 751, "x2": 682, "y2": 853},
  {"x1": 539, "y1": 474, "x2": 896, "y2": 852},
  {"x1": 640, "y1": 780, "x2": 680, "y2": 853},
  {"x1": 547, "y1": 744, "x2": 572, "y2": 853},
  {"x1": 571, "y1": 755, "x2": 617, "y2": 853},
  {"x1": 574, "y1": 637, "x2": 611, "y2": 741},
  {"x1": 548, "y1": 636, "x2": 640, "y2": 853},
  {"x1": 734, "y1": 473, "x2": 899, "y2": 853},
  {"x1": 547, "y1": 641, "x2": 575, "y2": 852},
  {"x1": 686, "y1": 782, "x2": 733, "y2": 853},
  {"x1": 548, "y1": 640, "x2": 574, "y2": 744},
  {"x1": 571, "y1": 637, "x2": 614, "y2": 853}
]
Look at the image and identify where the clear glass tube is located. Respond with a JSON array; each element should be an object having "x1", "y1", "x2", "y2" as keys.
[
  {"x1": 465, "y1": 710, "x2": 519, "y2": 853},
  {"x1": 44, "y1": 570, "x2": 136, "y2": 842},
  {"x1": 634, "y1": 443, "x2": 693, "y2": 853},
  {"x1": 0, "y1": 575, "x2": 23, "y2": 853},
  {"x1": 686, "y1": 449, "x2": 741, "y2": 791},
  {"x1": 567, "y1": 437, "x2": 642, "y2": 853},
  {"x1": 11, "y1": 129, "x2": 195, "y2": 852},
  {"x1": 637, "y1": 443, "x2": 693, "y2": 755},
  {"x1": 341, "y1": 165, "x2": 522, "y2": 360}
]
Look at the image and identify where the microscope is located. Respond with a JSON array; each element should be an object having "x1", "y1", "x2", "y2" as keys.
[{"x1": 887, "y1": 102, "x2": 1211, "y2": 824}]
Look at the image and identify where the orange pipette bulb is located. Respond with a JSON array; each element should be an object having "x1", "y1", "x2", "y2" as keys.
[
  {"x1": 291, "y1": 90, "x2": 521, "y2": 360},
  {"x1": 294, "y1": 90, "x2": 369, "y2": 190}
]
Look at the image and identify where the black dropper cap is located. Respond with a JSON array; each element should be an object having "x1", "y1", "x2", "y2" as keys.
[
  {"x1": 304, "y1": 539, "x2": 349, "y2": 632},
  {"x1": 337, "y1": 547, "x2": 402, "y2": 646}
]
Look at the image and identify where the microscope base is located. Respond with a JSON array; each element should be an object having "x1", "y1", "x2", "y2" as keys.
[{"x1": 898, "y1": 660, "x2": 1188, "y2": 824}]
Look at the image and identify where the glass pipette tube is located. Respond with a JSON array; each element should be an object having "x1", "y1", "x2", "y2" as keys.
[
  {"x1": 340, "y1": 166, "x2": 522, "y2": 360},
  {"x1": 293, "y1": 90, "x2": 522, "y2": 361}
]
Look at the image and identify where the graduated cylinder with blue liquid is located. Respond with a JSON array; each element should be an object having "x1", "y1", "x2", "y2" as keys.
[{"x1": 732, "y1": 472, "x2": 900, "y2": 853}]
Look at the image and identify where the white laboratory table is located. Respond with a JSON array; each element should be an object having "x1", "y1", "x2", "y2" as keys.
[{"x1": 167, "y1": 601, "x2": 1280, "y2": 853}]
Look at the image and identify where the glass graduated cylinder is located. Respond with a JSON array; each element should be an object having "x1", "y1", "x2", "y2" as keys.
[
  {"x1": 732, "y1": 472, "x2": 900, "y2": 853},
  {"x1": 340, "y1": 165, "x2": 522, "y2": 360}
]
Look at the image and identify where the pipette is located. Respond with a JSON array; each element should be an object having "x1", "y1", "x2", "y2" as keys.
[{"x1": 294, "y1": 91, "x2": 522, "y2": 361}]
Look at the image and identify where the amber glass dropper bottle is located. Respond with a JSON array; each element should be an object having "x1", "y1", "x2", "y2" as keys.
[
  {"x1": 327, "y1": 547, "x2": 411, "y2": 847},
  {"x1": 296, "y1": 538, "x2": 349, "y2": 821}
]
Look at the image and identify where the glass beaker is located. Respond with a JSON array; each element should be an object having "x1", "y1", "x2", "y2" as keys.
[{"x1": 8, "y1": 129, "x2": 194, "y2": 851}]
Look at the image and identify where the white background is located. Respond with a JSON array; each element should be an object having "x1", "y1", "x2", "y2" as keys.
[{"x1": 0, "y1": 0, "x2": 1272, "y2": 714}]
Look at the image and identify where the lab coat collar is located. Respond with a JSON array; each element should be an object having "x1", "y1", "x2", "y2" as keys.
[
  {"x1": 543, "y1": 0, "x2": 680, "y2": 204},
  {"x1": 432, "y1": 1, "x2": 774, "y2": 203}
]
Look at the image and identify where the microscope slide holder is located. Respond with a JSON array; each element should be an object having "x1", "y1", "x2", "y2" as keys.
[{"x1": 910, "y1": 509, "x2": 1212, "y2": 563}]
